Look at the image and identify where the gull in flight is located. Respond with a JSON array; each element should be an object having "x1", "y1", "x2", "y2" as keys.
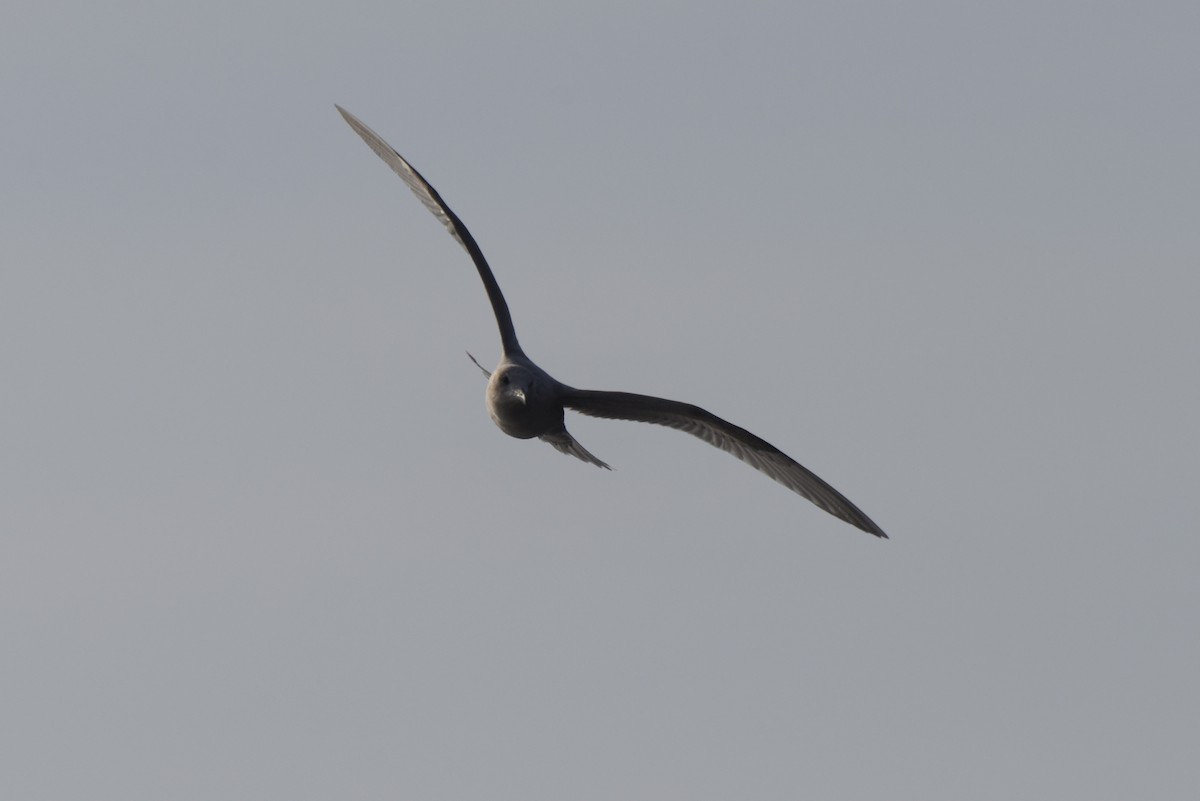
[{"x1": 337, "y1": 105, "x2": 886, "y2": 537}]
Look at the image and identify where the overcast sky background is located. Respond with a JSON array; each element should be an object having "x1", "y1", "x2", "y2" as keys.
[{"x1": 4, "y1": 1, "x2": 1198, "y2": 799}]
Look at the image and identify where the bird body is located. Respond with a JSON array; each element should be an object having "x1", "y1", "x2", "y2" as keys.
[
  {"x1": 486, "y1": 359, "x2": 563, "y2": 440},
  {"x1": 337, "y1": 105, "x2": 887, "y2": 537}
]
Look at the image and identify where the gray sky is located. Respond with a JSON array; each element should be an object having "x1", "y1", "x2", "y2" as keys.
[{"x1": 4, "y1": 1, "x2": 1198, "y2": 799}]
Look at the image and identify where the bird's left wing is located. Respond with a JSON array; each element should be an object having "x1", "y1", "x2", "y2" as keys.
[{"x1": 561, "y1": 388, "x2": 886, "y2": 537}]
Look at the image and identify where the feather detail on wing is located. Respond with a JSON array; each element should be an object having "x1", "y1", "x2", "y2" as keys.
[
  {"x1": 562, "y1": 389, "x2": 885, "y2": 537},
  {"x1": 335, "y1": 105, "x2": 523, "y2": 356}
]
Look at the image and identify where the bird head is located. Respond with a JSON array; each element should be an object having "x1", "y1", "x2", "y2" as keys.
[{"x1": 490, "y1": 366, "x2": 532, "y2": 407}]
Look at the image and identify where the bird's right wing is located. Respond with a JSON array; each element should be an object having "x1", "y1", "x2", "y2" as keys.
[
  {"x1": 561, "y1": 388, "x2": 886, "y2": 537},
  {"x1": 336, "y1": 105, "x2": 522, "y2": 356}
]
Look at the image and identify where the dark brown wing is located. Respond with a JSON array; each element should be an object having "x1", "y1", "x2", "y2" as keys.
[
  {"x1": 336, "y1": 105, "x2": 523, "y2": 357},
  {"x1": 562, "y1": 388, "x2": 886, "y2": 537}
]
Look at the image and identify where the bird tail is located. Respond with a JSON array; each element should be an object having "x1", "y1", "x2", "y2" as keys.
[{"x1": 539, "y1": 429, "x2": 611, "y2": 470}]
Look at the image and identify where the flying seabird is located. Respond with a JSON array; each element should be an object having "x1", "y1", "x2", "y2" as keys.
[{"x1": 336, "y1": 105, "x2": 886, "y2": 537}]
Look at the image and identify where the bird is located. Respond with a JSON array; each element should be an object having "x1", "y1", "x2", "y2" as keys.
[{"x1": 336, "y1": 105, "x2": 886, "y2": 538}]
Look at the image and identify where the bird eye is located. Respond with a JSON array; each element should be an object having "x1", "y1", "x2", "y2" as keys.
[{"x1": 499, "y1": 375, "x2": 509, "y2": 385}]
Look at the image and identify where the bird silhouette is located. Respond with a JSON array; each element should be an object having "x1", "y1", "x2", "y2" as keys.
[{"x1": 337, "y1": 105, "x2": 886, "y2": 537}]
